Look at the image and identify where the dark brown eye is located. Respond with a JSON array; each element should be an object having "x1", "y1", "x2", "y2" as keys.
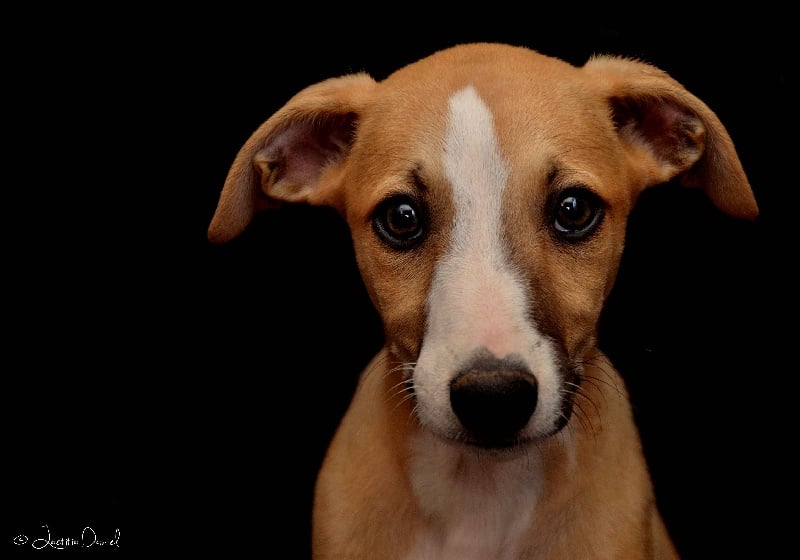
[
  {"x1": 552, "y1": 188, "x2": 604, "y2": 241},
  {"x1": 373, "y1": 195, "x2": 426, "y2": 250}
]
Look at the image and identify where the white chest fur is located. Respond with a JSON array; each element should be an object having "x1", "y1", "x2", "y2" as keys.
[{"x1": 405, "y1": 434, "x2": 543, "y2": 560}]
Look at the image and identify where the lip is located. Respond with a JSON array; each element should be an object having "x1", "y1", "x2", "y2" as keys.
[{"x1": 423, "y1": 421, "x2": 536, "y2": 458}]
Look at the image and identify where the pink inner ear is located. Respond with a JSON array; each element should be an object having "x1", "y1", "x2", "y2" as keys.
[
  {"x1": 611, "y1": 96, "x2": 704, "y2": 168},
  {"x1": 271, "y1": 112, "x2": 358, "y2": 187}
]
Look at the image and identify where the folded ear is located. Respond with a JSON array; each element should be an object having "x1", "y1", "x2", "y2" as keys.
[
  {"x1": 584, "y1": 56, "x2": 758, "y2": 220},
  {"x1": 208, "y1": 73, "x2": 378, "y2": 243}
]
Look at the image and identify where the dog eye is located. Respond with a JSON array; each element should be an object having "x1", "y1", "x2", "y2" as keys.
[
  {"x1": 552, "y1": 188, "x2": 604, "y2": 240},
  {"x1": 373, "y1": 195, "x2": 426, "y2": 250}
]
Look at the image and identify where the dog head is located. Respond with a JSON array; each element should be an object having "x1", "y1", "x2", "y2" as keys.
[{"x1": 208, "y1": 43, "x2": 757, "y2": 450}]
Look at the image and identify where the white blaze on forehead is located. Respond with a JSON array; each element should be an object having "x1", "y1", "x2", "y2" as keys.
[
  {"x1": 435, "y1": 84, "x2": 527, "y2": 356},
  {"x1": 444, "y1": 86, "x2": 509, "y2": 258},
  {"x1": 411, "y1": 85, "x2": 561, "y2": 438}
]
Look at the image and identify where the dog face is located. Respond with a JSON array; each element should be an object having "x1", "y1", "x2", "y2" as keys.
[
  {"x1": 345, "y1": 70, "x2": 633, "y2": 447},
  {"x1": 209, "y1": 43, "x2": 757, "y2": 450}
]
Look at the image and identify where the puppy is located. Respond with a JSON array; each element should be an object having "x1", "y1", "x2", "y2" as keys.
[{"x1": 208, "y1": 42, "x2": 757, "y2": 559}]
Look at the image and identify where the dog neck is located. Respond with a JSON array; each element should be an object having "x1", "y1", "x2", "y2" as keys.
[{"x1": 407, "y1": 432, "x2": 548, "y2": 559}]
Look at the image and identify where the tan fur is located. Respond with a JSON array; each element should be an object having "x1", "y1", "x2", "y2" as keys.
[{"x1": 208, "y1": 43, "x2": 757, "y2": 559}]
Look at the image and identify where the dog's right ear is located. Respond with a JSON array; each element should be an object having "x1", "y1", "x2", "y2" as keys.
[
  {"x1": 208, "y1": 73, "x2": 377, "y2": 244},
  {"x1": 584, "y1": 55, "x2": 758, "y2": 221}
]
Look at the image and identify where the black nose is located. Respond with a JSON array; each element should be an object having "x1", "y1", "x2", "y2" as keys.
[{"x1": 450, "y1": 364, "x2": 538, "y2": 444}]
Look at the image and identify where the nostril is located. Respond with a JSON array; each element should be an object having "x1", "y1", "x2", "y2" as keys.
[{"x1": 450, "y1": 368, "x2": 538, "y2": 442}]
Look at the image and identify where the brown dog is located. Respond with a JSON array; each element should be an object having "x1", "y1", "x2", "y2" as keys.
[{"x1": 208, "y1": 43, "x2": 757, "y2": 559}]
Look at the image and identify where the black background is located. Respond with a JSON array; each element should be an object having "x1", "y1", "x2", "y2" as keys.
[{"x1": 4, "y1": 8, "x2": 791, "y2": 558}]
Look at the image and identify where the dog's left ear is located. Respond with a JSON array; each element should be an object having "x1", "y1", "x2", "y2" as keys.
[
  {"x1": 208, "y1": 73, "x2": 377, "y2": 243},
  {"x1": 584, "y1": 56, "x2": 758, "y2": 220}
]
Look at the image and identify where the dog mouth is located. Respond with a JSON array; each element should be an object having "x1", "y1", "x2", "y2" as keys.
[
  {"x1": 406, "y1": 359, "x2": 581, "y2": 451},
  {"x1": 451, "y1": 394, "x2": 577, "y2": 452}
]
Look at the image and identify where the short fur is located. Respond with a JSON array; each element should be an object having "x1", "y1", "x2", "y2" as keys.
[{"x1": 208, "y1": 43, "x2": 757, "y2": 559}]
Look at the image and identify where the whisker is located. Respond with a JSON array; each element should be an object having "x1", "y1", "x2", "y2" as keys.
[
  {"x1": 570, "y1": 398, "x2": 598, "y2": 438},
  {"x1": 376, "y1": 359, "x2": 418, "y2": 415},
  {"x1": 581, "y1": 355, "x2": 623, "y2": 393}
]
